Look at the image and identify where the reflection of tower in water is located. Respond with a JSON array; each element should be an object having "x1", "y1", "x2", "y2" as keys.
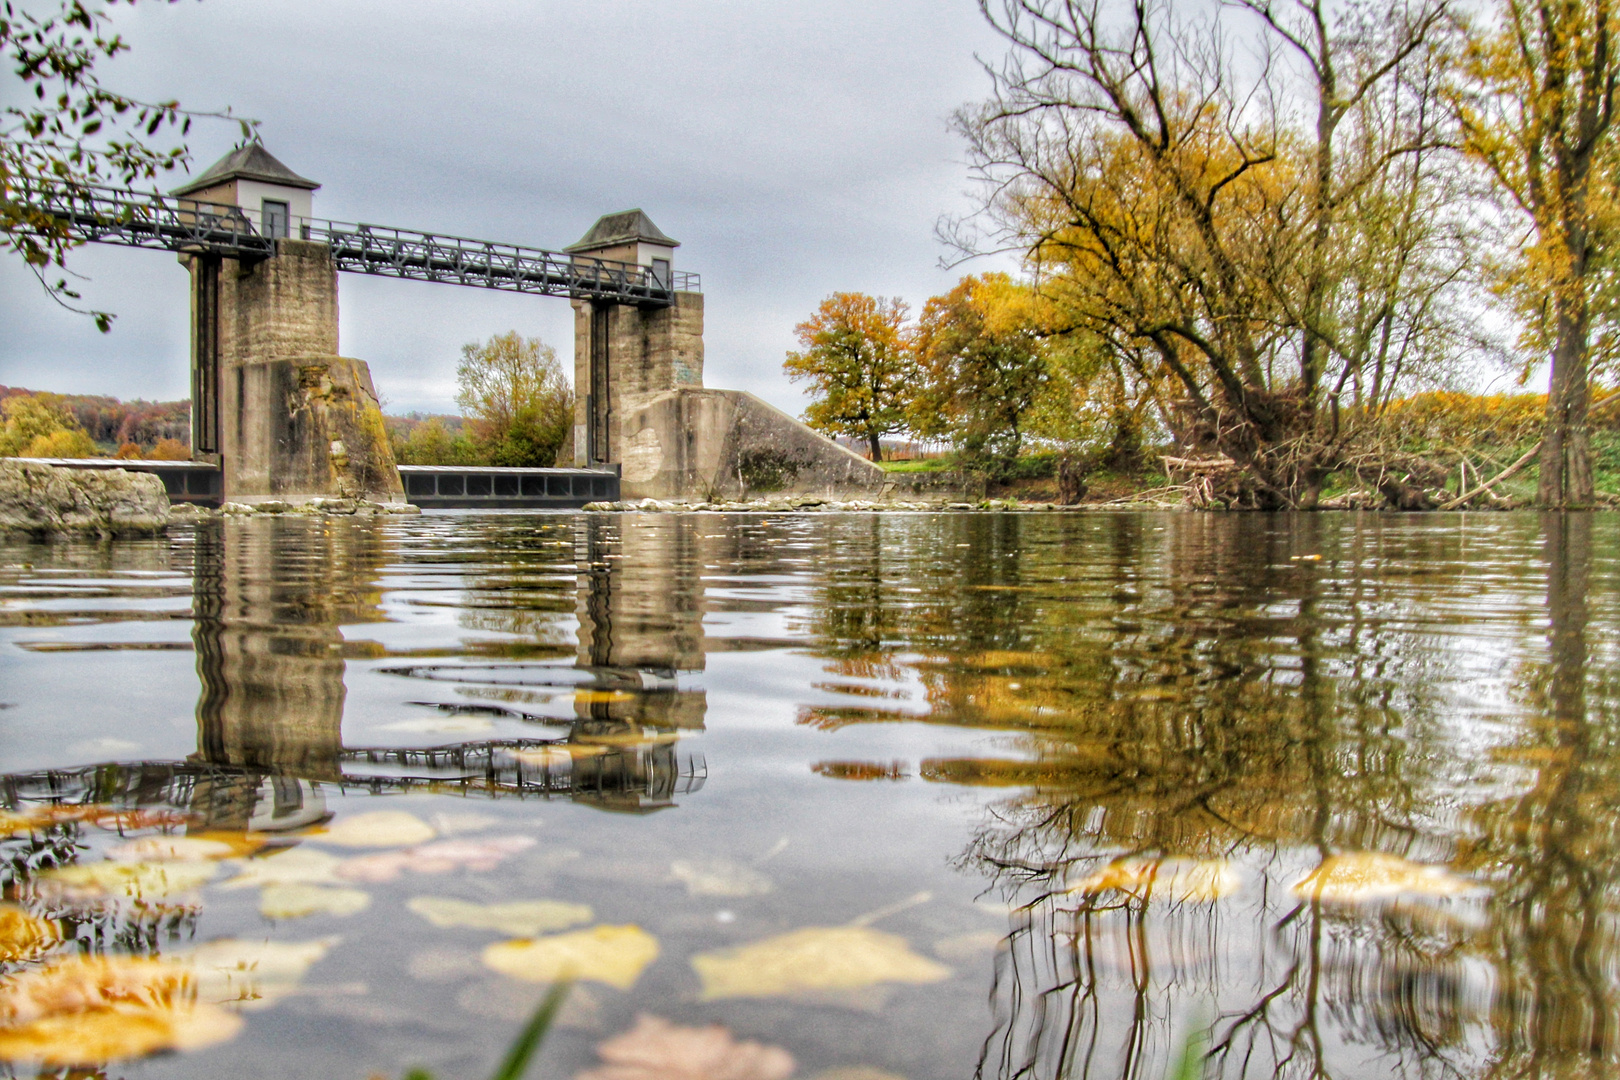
[
  {"x1": 574, "y1": 514, "x2": 707, "y2": 729},
  {"x1": 188, "y1": 517, "x2": 388, "y2": 828}
]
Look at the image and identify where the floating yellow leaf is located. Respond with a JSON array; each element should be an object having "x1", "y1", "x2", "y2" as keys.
[
  {"x1": 408, "y1": 897, "x2": 592, "y2": 936},
  {"x1": 259, "y1": 884, "x2": 371, "y2": 920},
  {"x1": 931, "y1": 931, "x2": 1002, "y2": 961},
  {"x1": 219, "y1": 847, "x2": 344, "y2": 889},
  {"x1": 187, "y1": 938, "x2": 337, "y2": 1010},
  {"x1": 1291, "y1": 852, "x2": 1477, "y2": 905},
  {"x1": 0, "y1": 955, "x2": 242, "y2": 1065},
  {"x1": 482, "y1": 925, "x2": 659, "y2": 990},
  {"x1": 509, "y1": 744, "x2": 610, "y2": 766},
  {"x1": 578, "y1": 1014, "x2": 794, "y2": 1080},
  {"x1": 670, "y1": 859, "x2": 773, "y2": 898},
  {"x1": 37, "y1": 861, "x2": 217, "y2": 902},
  {"x1": 0, "y1": 906, "x2": 60, "y2": 962},
  {"x1": 106, "y1": 836, "x2": 236, "y2": 863},
  {"x1": 336, "y1": 836, "x2": 537, "y2": 882},
  {"x1": 1067, "y1": 858, "x2": 1240, "y2": 903},
  {"x1": 312, "y1": 811, "x2": 435, "y2": 849},
  {"x1": 691, "y1": 926, "x2": 950, "y2": 1001}
]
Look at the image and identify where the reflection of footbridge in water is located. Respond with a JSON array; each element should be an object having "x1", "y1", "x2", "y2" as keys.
[{"x1": 0, "y1": 513, "x2": 712, "y2": 826}]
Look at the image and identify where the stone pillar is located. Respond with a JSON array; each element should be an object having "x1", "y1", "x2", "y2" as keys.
[
  {"x1": 571, "y1": 292, "x2": 704, "y2": 467},
  {"x1": 185, "y1": 239, "x2": 402, "y2": 503}
]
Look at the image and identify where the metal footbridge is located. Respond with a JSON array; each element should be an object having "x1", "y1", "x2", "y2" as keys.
[{"x1": 11, "y1": 181, "x2": 698, "y2": 306}]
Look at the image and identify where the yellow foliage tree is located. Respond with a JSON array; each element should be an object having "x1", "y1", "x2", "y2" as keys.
[
  {"x1": 783, "y1": 293, "x2": 915, "y2": 462},
  {"x1": 1456, "y1": 0, "x2": 1620, "y2": 508},
  {"x1": 455, "y1": 332, "x2": 574, "y2": 468},
  {"x1": 911, "y1": 273, "x2": 1049, "y2": 468},
  {"x1": 0, "y1": 395, "x2": 97, "y2": 458}
]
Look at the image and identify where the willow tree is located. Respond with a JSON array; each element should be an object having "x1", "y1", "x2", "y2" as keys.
[
  {"x1": 1456, "y1": 0, "x2": 1620, "y2": 509},
  {"x1": 951, "y1": 0, "x2": 1468, "y2": 508}
]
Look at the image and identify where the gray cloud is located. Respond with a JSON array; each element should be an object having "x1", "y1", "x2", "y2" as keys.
[{"x1": 2, "y1": 0, "x2": 1016, "y2": 414}]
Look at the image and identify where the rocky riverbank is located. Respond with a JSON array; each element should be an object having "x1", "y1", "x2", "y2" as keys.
[{"x1": 0, "y1": 459, "x2": 170, "y2": 538}]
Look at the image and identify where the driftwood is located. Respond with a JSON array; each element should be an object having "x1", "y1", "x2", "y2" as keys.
[{"x1": 1440, "y1": 441, "x2": 1540, "y2": 510}]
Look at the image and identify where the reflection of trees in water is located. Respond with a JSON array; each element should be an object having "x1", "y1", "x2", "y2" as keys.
[{"x1": 800, "y1": 513, "x2": 1620, "y2": 1079}]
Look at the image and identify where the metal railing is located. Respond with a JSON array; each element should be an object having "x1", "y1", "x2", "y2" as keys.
[{"x1": 8, "y1": 180, "x2": 699, "y2": 305}]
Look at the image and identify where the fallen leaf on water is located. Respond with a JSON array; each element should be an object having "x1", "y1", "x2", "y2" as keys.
[
  {"x1": 408, "y1": 896, "x2": 592, "y2": 936},
  {"x1": 187, "y1": 937, "x2": 337, "y2": 1009},
  {"x1": 670, "y1": 858, "x2": 773, "y2": 899},
  {"x1": 1291, "y1": 852, "x2": 1477, "y2": 905},
  {"x1": 259, "y1": 884, "x2": 371, "y2": 920},
  {"x1": 1066, "y1": 857, "x2": 1240, "y2": 903},
  {"x1": 336, "y1": 836, "x2": 537, "y2": 883},
  {"x1": 691, "y1": 926, "x2": 950, "y2": 1001},
  {"x1": 0, "y1": 955, "x2": 242, "y2": 1065},
  {"x1": 577, "y1": 1014, "x2": 794, "y2": 1080},
  {"x1": 219, "y1": 847, "x2": 344, "y2": 889},
  {"x1": 106, "y1": 836, "x2": 237, "y2": 863},
  {"x1": 931, "y1": 931, "x2": 1002, "y2": 961},
  {"x1": 509, "y1": 744, "x2": 610, "y2": 766},
  {"x1": 37, "y1": 861, "x2": 217, "y2": 902},
  {"x1": 311, "y1": 811, "x2": 435, "y2": 849},
  {"x1": 427, "y1": 811, "x2": 501, "y2": 836},
  {"x1": 482, "y1": 924, "x2": 659, "y2": 990},
  {"x1": 0, "y1": 906, "x2": 60, "y2": 962}
]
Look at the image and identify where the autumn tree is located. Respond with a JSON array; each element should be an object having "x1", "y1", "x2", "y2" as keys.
[
  {"x1": 2, "y1": 0, "x2": 252, "y2": 328},
  {"x1": 951, "y1": 0, "x2": 1468, "y2": 507},
  {"x1": 456, "y1": 331, "x2": 574, "y2": 467},
  {"x1": 784, "y1": 293, "x2": 915, "y2": 461},
  {"x1": 911, "y1": 273, "x2": 1050, "y2": 469},
  {"x1": 0, "y1": 394, "x2": 96, "y2": 457},
  {"x1": 1456, "y1": 0, "x2": 1620, "y2": 508}
]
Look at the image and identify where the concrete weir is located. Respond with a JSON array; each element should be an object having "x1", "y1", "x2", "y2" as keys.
[
  {"x1": 29, "y1": 141, "x2": 882, "y2": 505},
  {"x1": 186, "y1": 240, "x2": 402, "y2": 505},
  {"x1": 568, "y1": 211, "x2": 884, "y2": 500}
]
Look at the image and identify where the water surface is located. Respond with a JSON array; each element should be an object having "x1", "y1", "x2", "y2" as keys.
[{"x1": 0, "y1": 510, "x2": 1614, "y2": 1079}]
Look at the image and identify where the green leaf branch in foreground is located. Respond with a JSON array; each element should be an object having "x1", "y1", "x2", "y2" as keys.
[{"x1": 1, "y1": 0, "x2": 254, "y2": 328}]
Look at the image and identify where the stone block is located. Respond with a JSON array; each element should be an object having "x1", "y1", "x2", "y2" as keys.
[
  {"x1": 0, "y1": 459, "x2": 170, "y2": 537},
  {"x1": 222, "y1": 355, "x2": 403, "y2": 503}
]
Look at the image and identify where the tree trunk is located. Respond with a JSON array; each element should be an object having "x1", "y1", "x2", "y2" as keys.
[
  {"x1": 866, "y1": 430, "x2": 883, "y2": 463},
  {"x1": 1538, "y1": 292, "x2": 1596, "y2": 509}
]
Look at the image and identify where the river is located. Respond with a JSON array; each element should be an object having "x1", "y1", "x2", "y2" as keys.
[{"x1": 0, "y1": 510, "x2": 1613, "y2": 1080}]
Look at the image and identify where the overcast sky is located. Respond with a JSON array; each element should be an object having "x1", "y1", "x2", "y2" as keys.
[{"x1": 1, "y1": 0, "x2": 1021, "y2": 416}]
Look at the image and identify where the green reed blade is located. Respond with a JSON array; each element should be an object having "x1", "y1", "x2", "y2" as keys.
[{"x1": 489, "y1": 980, "x2": 572, "y2": 1080}]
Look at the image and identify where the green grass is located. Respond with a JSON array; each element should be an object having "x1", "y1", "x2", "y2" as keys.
[{"x1": 878, "y1": 456, "x2": 956, "y2": 474}]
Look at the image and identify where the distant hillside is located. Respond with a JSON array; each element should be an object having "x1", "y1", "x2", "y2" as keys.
[{"x1": 0, "y1": 387, "x2": 190, "y2": 454}]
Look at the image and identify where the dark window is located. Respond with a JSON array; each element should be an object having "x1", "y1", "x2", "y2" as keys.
[
  {"x1": 262, "y1": 200, "x2": 290, "y2": 239},
  {"x1": 467, "y1": 474, "x2": 492, "y2": 497},
  {"x1": 405, "y1": 474, "x2": 436, "y2": 497},
  {"x1": 495, "y1": 474, "x2": 519, "y2": 497},
  {"x1": 159, "y1": 472, "x2": 185, "y2": 496},
  {"x1": 548, "y1": 476, "x2": 570, "y2": 497},
  {"x1": 592, "y1": 477, "x2": 610, "y2": 497},
  {"x1": 438, "y1": 474, "x2": 465, "y2": 496},
  {"x1": 522, "y1": 475, "x2": 546, "y2": 497}
]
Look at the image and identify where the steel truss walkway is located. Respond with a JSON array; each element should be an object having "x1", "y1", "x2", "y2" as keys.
[{"x1": 11, "y1": 181, "x2": 699, "y2": 306}]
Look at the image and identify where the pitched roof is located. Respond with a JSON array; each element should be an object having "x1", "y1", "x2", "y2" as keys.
[
  {"x1": 564, "y1": 209, "x2": 678, "y2": 253},
  {"x1": 171, "y1": 142, "x2": 320, "y2": 196}
]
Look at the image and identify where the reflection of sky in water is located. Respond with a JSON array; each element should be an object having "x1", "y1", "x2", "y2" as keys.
[{"x1": 0, "y1": 511, "x2": 1612, "y2": 1079}]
